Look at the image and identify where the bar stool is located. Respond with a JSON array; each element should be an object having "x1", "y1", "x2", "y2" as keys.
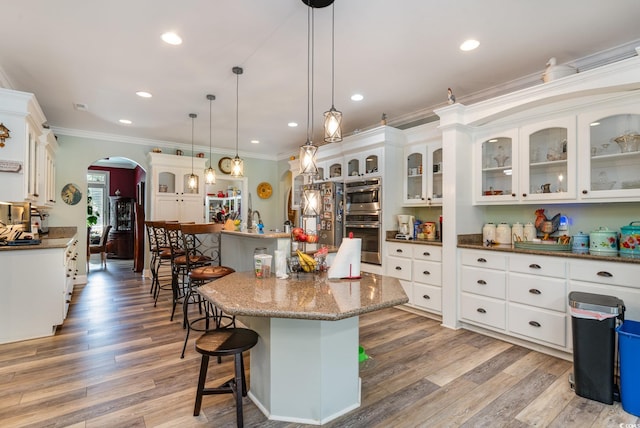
[
  {"x1": 150, "y1": 221, "x2": 174, "y2": 307},
  {"x1": 144, "y1": 221, "x2": 159, "y2": 295},
  {"x1": 165, "y1": 222, "x2": 200, "y2": 321},
  {"x1": 193, "y1": 328, "x2": 259, "y2": 428},
  {"x1": 180, "y1": 223, "x2": 235, "y2": 358}
]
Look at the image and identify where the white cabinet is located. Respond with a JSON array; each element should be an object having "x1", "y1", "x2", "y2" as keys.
[
  {"x1": 206, "y1": 195, "x2": 241, "y2": 222},
  {"x1": 39, "y1": 129, "x2": 58, "y2": 206},
  {"x1": 577, "y1": 105, "x2": 640, "y2": 200},
  {"x1": 403, "y1": 142, "x2": 443, "y2": 206},
  {"x1": 386, "y1": 242, "x2": 442, "y2": 315},
  {"x1": 459, "y1": 250, "x2": 568, "y2": 349},
  {"x1": 63, "y1": 237, "x2": 79, "y2": 319},
  {"x1": 314, "y1": 156, "x2": 344, "y2": 182},
  {"x1": 0, "y1": 88, "x2": 48, "y2": 203},
  {"x1": 344, "y1": 147, "x2": 383, "y2": 180},
  {"x1": 288, "y1": 159, "x2": 309, "y2": 210},
  {"x1": 148, "y1": 152, "x2": 207, "y2": 222}
]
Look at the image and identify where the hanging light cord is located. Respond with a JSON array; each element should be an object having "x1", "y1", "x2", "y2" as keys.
[
  {"x1": 191, "y1": 114, "x2": 195, "y2": 172},
  {"x1": 330, "y1": 2, "x2": 335, "y2": 107},
  {"x1": 306, "y1": 2, "x2": 315, "y2": 143},
  {"x1": 235, "y1": 70, "x2": 239, "y2": 156},
  {"x1": 209, "y1": 98, "x2": 213, "y2": 159}
]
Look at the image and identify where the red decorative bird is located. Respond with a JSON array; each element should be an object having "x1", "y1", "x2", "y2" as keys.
[{"x1": 534, "y1": 209, "x2": 561, "y2": 237}]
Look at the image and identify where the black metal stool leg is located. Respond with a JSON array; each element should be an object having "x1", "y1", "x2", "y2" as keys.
[
  {"x1": 194, "y1": 354, "x2": 210, "y2": 416},
  {"x1": 234, "y1": 353, "x2": 244, "y2": 428}
]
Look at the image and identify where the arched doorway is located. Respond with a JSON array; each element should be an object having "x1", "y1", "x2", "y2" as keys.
[{"x1": 87, "y1": 157, "x2": 147, "y2": 273}]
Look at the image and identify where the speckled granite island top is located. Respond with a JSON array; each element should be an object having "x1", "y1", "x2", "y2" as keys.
[{"x1": 197, "y1": 271, "x2": 409, "y2": 321}]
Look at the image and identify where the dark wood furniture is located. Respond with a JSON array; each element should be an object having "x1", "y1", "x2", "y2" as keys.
[{"x1": 108, "y1": 196, "x2": 134, "y2": 259}]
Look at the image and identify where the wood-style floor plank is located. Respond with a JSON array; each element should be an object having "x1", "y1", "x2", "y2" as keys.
[{"x1": 0, "y1": 259, "x2": 637, "y2": 427}]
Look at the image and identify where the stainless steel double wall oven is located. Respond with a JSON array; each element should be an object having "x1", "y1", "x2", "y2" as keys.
[{"x1": 344, "y1": 178, "x2": 382, "y2": 265}]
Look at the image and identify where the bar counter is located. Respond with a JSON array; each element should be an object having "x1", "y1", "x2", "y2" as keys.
[{"x1": 198, "y1": 271, "x2": 408, "y2": 425}]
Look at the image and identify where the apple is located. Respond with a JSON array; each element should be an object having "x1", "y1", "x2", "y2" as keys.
[
  {"x1": 298, "y1": 233, "x2": 308, "y2": 242},
  {"x1": 306, "y1": 234, "x2": 318, "y2": 243},
  {"x1": 292, "y1": 227, "x2": 304, "y2": 238}
]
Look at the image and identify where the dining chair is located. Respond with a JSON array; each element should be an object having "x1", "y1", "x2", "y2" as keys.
[{"x1": 88, "y1": 224, "x2": 112, "y2": 271}]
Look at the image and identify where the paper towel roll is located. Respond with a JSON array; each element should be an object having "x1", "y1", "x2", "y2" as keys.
[{"x1": 328, "y1": 238, "x2": 361, "y2": 279}]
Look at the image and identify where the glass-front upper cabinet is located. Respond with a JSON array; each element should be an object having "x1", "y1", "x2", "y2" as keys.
[
  {"x1": 345, "y1": 148, "x2": 382, "y2": 179},
  {"x1": 519, "y1": 117, "x2": 576, "y2": 201},
  {"x1": 431, "y1": 146, "x2": 443, "y2": 202},
  {"x1": 578, "y1": 110, "x2": 640, "y2": 200},
  {"x1": 403, "y1": 142, "x2": 442, "y2": 205},
  {"x1": 476, "y1": 130, "x2": 518, "y2": 203},
  {"x1": 405, "y1": 150, "x2": 424, "y2": 204}
]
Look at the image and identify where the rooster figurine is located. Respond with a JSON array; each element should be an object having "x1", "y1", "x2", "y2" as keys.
[{"x1": 534, "y1": 209, "x2": 561, "y2": 239}]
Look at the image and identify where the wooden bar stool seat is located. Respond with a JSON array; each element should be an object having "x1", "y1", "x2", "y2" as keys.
[
  {"x1": 193, "y1": 328, "x2": 259, "y2": 428},
  {"x1": 189, "y1": 265, "x2": 234, "y2": 282}
]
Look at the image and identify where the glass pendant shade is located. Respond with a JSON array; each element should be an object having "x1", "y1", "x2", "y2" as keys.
[
  {"x1": 204, "y1": 166, "x2": 216, "y2": 184},
  {"x1": 230, "y1": 155, "x2": 244, "y2": 178},
  {"x1": 299, "y1": 141, "x2": 318, "y2": 176},
  {"x1": 302, "y1": 187, "x2": 321, "y2": 216},
  {"x1": 188, "y1": 173, "x2": 198, "y2": 190},
  {"x1": 323, "y1": 106, "x2": 342, "y2": 143}
]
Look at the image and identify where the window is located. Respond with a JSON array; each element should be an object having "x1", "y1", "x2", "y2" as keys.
[{"x1": 87, "y1": 171, "x2": 110, "y2": 236}]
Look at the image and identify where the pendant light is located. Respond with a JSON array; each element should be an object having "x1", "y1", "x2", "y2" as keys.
[
  {"x1": 204, "y1": 94, "x2": 216, "y2": 184},
  {"x1": 187, "y1": 113, "x2": 198, "y2": 190},
  {"x1": 230, "y1": 66, "x2": 244, "y2": 178},
  {"x1": 323, "y1": 1, "x2": 342, "y2": 143},
  {"x1": 299, "y1": 1, "x2": 319, "y2": 176}
]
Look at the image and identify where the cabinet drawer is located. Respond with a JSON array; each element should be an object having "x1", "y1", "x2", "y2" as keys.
[
  {"x1": 413, "y1": 283, "x2": 442, "y2": 313},
  {"x1": 386, "y1": 242, "x2": 412, "y2": 259},
  {"x1": 568, "y1": 259, "x2": 640, "y2": 288},
  {"x1": 385, "y1": 256, "x2": 412, "y2": 281},
  {"x1": 508, "y1": 273, "x2": 566, "y2": 312},
  {"x1": 460, "y1": 293, "x2": 506, "y2": 330},
  {"x1": 509, "y1": 253, "x2": 566, "y2": 278},
  {"x1": 508, "y1": 303, "x2": 566, "y2": 347},
  {"x1": 569, "y1": 280, "x2": 640, "y2": 323},
  {"x1": 460, "y1": 266, "x2": 506, "y2": 299},
  {"x1": 413, "y1": 260, "x2": 442, "y2": 286},
  {"x1": 413, "y1": 245, "x2": 442, "y2": 262},
  {"x1": 461, "y1": 250, "x2": 507, "y2": 270}
]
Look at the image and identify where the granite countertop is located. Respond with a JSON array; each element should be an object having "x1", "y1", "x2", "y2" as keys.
[
  {"x1": 198, "y1": 271, "x2": 409, "y2": 321},
  {"x1": 0, "y1": 227, "x2": 77, "y2": 252},
  {"x1": 386, "y1": 237, "x2": 442, "y2": 246},
  {"x1": 221, "y1": 230, "x2": 291, "y2": 239},
  {"x1": 458, "y1": 233, "x2": 640, "y2": 264}
]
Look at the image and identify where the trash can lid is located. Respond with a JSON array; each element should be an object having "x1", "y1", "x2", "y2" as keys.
[{"x1": 568, "y1": 291, "x2": 624, "y2": 315}]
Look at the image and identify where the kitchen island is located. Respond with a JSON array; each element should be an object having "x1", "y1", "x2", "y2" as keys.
[
  {"x1": 220, "y1": 229, "x2": 291, "y2": 272},
  {"x1": 197, "y1": 270, "x2": 408, "y2": 425}
]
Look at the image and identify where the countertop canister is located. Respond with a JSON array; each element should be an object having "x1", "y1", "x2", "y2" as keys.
[
  {"x1": 496, "y1": 222, "x2": 512, "y2": 245},
  {"x1": 619, "y1": 221, "x2": 640, "y2": 259},
  {"x1": 589, "y1": 227, "x2": 618, "y2": 256},
  {"x1": 571, "y1": 231, "x2": 589, "y2": 254},
  {"x1": 482, "y1": 223, "x2": 496, "y2": 244},
  {"x1": 512, "y1": 222, "x2": 524, "y2": 242},
  {"x1": 524, "y1": 222, "x2": 537, "y2": 241}
]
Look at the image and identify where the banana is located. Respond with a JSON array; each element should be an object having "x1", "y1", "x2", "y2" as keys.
[{"x1": 296, "y1": 249, "x2": 317, "y2": 272}]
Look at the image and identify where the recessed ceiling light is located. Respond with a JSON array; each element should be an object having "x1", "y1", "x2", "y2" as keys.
[
  {"x1": 590, "y1": 122, "x2": 600, "y2": 127},
  {"x1": 161, "y1": 32, "x2": 182, "y2": 45},
  {"x1": 251, "y1": 140, "x2": 259, "y2": 144},
  {"x1": 351, "y1": 94, "x2": 364, "y2": 101},
  {"x1": 136, "y1": 91, "x2": 152, "y2": 98},
  {"x1": 460, "y1": 39, "x2": 480, "y2": 51},
  {"x1": 119, "y1": 119, "x2": 132, "y2": 125},
  {"x1": 288, "y1": 122, "x2": 298, "y2": 127}
]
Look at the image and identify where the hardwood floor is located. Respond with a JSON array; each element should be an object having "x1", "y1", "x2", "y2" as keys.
[{"x1": 0, "y1": 260, "x2": 637, "y2": 427}]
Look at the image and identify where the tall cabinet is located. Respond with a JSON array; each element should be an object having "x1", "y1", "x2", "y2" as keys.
[
  {"x1": 109, "y1": 196, "x2": 134, "y2": 259},
  {"x1": 148, "y1": 152, "x2": 207, "y2": 223}
]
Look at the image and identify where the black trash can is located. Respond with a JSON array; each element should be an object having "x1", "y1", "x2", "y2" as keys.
[{"x1": 568, "y1": 291, "x2": 625, "y2": 405}]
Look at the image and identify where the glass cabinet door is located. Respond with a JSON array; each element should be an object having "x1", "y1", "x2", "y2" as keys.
[
  {"x1": 364, "y1": 154, "x2": 379, "y2": 175},
  {"x1": 347, "y1": 158, "x2": 359, "y2": 177},
  {"x1": 158, "y1": 171, "x2": 176, "y2": 194},
  {"x1": 520, "y1": 117, "x2": 575, "y2": 201},
  {"x1": 406, "y1": 151, "x2": 424, "y2": 202},
  {"x1": 583, "y1": 112, "x2": 640, "y2": 198},
  {"x1": 431, "y1": 146, "x2": 443, "y2": 201},
  {"x1": 478, "y1": 132, "x2": 517, "y2": 202},
  {"x1": 329, "y1": 162, "x2": 342, "y2": 179}
]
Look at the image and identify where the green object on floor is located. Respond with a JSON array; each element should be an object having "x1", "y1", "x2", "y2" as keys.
[{"x1": 359, "y1": 345, "x2": 369, "y2": 363}]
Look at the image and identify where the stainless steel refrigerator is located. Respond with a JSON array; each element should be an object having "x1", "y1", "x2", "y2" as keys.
[{"x1": 317, "y1": 181, "x2": 344, "y2": 248}]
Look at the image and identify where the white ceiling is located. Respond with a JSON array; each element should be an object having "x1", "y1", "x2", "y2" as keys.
[{"x1": 1, "y1": 0, "x2": 640, "y2": 160}]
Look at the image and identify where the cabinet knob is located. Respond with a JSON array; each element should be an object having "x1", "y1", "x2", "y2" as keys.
[
  {"x1": 522, "y1": 193, "x2": 527, "y2": 197},
  {"x1": 477, "y1": 258, "x2": 487, "y2": 263},
  {"x1": 422, "y1": 270, "x2": 431, "y2": 275},
  {"x1": 529, "y1": 288, "x2": 541, "y2": 295},
  {"x1": 529, "y1": 321, "x2": 541, "y2": 328},
  {"x1": 597, "y1": 271, "x2": 613, "y2": 278},
  {"x1": 477, "y1": 279, "x2": 487, "y2": 285},
  {"x1": 476, "y1": 308, "x2": 487, "y2": 314},
  {"x1": 395, "y1": 266, "x2": 402, "y2": 270},
  {"x1": 423, "y1": 251, "x2": 430, "y2": 256},
  {"x1": 582, "y1": 190, "x2": 588, "y2": 195},
  {"x1": 511, "y1": 193, "x2": 516, "y2": 197},
  {"x1": 422, "y1": 294, "x2": 431, "y2": 300},
  {"x1": 427, "y1": 197, "x2": 431, "y2": 201},
  {"x1": 529, "y1": 263, "x2": 541, "y2": 269}
]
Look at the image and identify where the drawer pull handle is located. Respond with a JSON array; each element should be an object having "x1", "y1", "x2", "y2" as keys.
[
  {"x1": 529, "y1": 321, "x2": 541, "y2": 328},
  {"x1": 423, "y1": 270, "x2": 431, "y2": 275},
  {"x1": 422, "y1": 295, "x2": 431, "y2": 300},
  {"x1": 396, "y1": 249, "x2": 403, "y2": 253},
  {"x1": 597, "y1": 271, "x2": 613, "y2": 278},
  {"x1": 395, "y1": 266, "x2": 402, "y2": 271},
  {"x1": 477, "y1": 258, "x2": 487, "y2": 263},
  {"x1": 529, "y1": 264, "x2": 541, "y2": 269},
  {"x1": 477, "y1": 308, "x2": 486, "y2": 314},
  {"x1": 477, "y1": 279, "x2": 487, "y2": 285},
  {"x1": 529, "y1": 288, "x2": 541, "y2": 295},
  {"x1": 423, "y1": 251, "x2": 430, "y2": 256}
]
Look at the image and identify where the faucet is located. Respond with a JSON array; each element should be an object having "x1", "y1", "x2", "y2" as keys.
[{"x1": 251, "y1": 210, "x2": 262, "y2": 230}]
